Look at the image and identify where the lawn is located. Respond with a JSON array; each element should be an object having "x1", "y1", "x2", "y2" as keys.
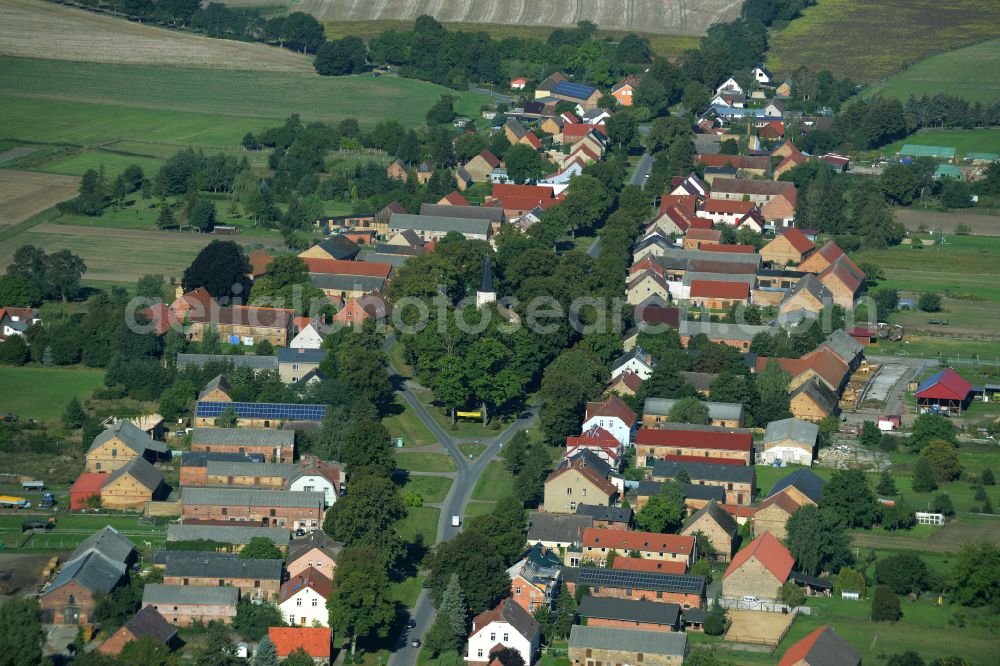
[
  {"x1": 457, "y1": 442, "x2": 487, "y2": 459},
  {"x1": 766, "y1": 0, "x2": 1000, "y2": 82},
  {"x1": 397, "y1": 475, "x2": 453, "y2": 504},
  {"x1": 772, "y1": 594, "x2": 997, "y2": 664},
  {"x1": 463, "y1": 501, "x2": 497, "y2": 520},
  {"x1": 880, "y1": 128, "x2": 1000, "y2": 159},
  {"x1": 0, "y1": 366, "x2": 105, "y2": 421},
  {"x1": 31, "y1": 149, "x2": 166, "y2": 179},
  {"x1": 471, "y1": 462, "x2": 515, "y2": 502},
  {"x1": 394, "y1": 452, "x2": 458, "y2": 473},
  {"x1": 384, "y1": 398, "x2": 437, "y2": 448},
  {"x1": 0, "y1": 56, "x2": 491, "y2": 147},
  {"x1": 389, "y1": 574, "x2": 426, "y2": 607},
  {"x1": 387, "y1": 341, "x2": 414, "y2": 379},
  {"x1": 862, "y1": 38, "x2": 1000, "y2": 105},
  {"x1": 397, "y1": 506, "x2": 440, "y2": 544}
]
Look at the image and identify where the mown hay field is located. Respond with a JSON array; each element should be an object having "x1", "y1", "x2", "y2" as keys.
[
  {"x1": 0, "y1": 169, "x2": 79, "y2": 228},
  {"x1": 0, "y1": 0, "x2": 311, "y2": 71},
  {"x1": 863, "y1": 38, "x2": 1000, "y2": 104},
  {"x1": 0, "y1": 57, "x2": 491, "y2": 146},
  {"x1": 766, "y1": 0, "x2": 1000, "y2": 82},
  {"x1": 296, "y1": 0, "x2": 742, "y2": 35}
]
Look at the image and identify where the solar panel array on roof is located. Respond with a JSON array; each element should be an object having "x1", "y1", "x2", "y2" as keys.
[
  {"x1": 553, "y1": 80, "x2": 598, "y2": 100},
  {"x1": 196, "y1": 401, "x2": 326, "y2": 421},
  {"x1": 576, "y1": 567, "x2": 705, "y2": 594}
]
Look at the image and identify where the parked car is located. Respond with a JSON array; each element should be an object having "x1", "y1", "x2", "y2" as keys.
[{"x1": 410, "y1": 639, "x2": 421, "y2": 648}]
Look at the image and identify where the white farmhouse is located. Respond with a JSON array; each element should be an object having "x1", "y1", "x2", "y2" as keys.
[
  {"x1": 581, "y1": 395, "x2": 637, "y2": 449},
  {"x1": 466, "y1": 598, "x2": 540, "y2": 666},
  {"x1": 278, "y1": 567, "x2": 332, "y2": 628}
]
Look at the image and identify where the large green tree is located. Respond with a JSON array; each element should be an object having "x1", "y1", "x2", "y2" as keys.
[
  {"x1": 181, "y1": 240, "x2": 251, "y2": 299},
  {"x1": 876, "y1": 552, "x2": 930, "y2": 595},
  {"x1": 322, "y1": 470, "x2": 405, "y2": 558},
  {"x1": 429, "y1": 529, "x2": 511, "y2": 613},
  {"x1": 0, "y1": 597, "x2": 43, "y2": 666},
  {"x1": 328, "y1": 546, "x2": 398, "y2": 654},
  {"x1": 822, "y1": 469, "x2": 878, "y2": 528},
  {"x1": 635, "y1": 481, "x2": 686, "y2": 534},
  {"x1": 785, "y1": 505, "x2": 852, "y2": 576},
  {"x1": 948, "y1": 542, "x2": 1000, "y2": 608}
]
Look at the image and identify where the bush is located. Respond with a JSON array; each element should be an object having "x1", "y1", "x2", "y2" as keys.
[
  {"x1": 918, "y1": 292, "x2": 942, "y2": 312},
  {"x1": 932, "y1": 493, "x2": 955, "y2": 517},
  {"x1": 780, "y1": 581, "x2": 806, "y2": 607},
  {"x1": 872, "y1": 584, "x2": 901, "y2": 621}
]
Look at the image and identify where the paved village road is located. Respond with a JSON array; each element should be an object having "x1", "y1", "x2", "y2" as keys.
[
  {"x1": 587, "y1": 152, "x2": 654, "y2": 259},
  {"x1": 384, "y1": 335, "x2": 538, "y2": 666}
]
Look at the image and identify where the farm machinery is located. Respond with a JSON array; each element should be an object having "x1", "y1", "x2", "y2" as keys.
[{"x1": 877, "y1": 322, "x2": 904, "y2": 342}]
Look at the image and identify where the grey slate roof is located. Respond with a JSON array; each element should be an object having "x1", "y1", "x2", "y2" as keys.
[
  {"x1": 643, "y1": 398, "x2": 744, "y2": 423},
  {"x1": 310, "y1": 273, "x2": 386, "y2": 294},
  {"x1": 578, "y1": 596, "x2": 680, "y2": 627},
  {"x1": 479, "y1": 255, "x2": 494, "y2": 293},
  {"x1": 181, "y1": 487, "x2": 325, "y2": 509},
  {"x1": 767, "y1": 468, "x2": 827, "y2": 505},
  {"x1": 277, "y1": 347, "x2": 327, "y2": 364},
  {"x1": 143, "y1": 583, "x2": 239, "y2": 606},
  {"x1": 287, "y1": 530, "x2": 342, "y2": 564},
  {"x1": 785, "y1": 273, "x2": 831, "y2": 303},
  {"x1": 181, "y1": 451, "x2": 263, "y2": 467},
  {"x1": 763, "y1": 417, "x2": 819, "y2": 447},
  {"x1": 166, "y1": 525, "x2": 292, "y2": 547},
  {"x1": 176, "y1": 353, "x2": 279, "y2": 370},
  {"x1": 651, "y1": 460, "x2": 755, "y2": 484},
  {"x1": 682, "y1": 271, "x2": 756, "y2": 287},
  {"x1": 205, "y1": 460, "x2": 299, "y2": 479},
  {"x1": 679, "y1": 320, "x2": 776, "y2": 342},
  {"x1": 388, "y1": 213, "x2": 490, "y2": 237},
  {"x1": 526, "y1": 512, "x2": 592, "y2": 545},
  {"x1": 823, "y1": 329, "x2": 864, "y2": 364},
  {"x1": 680, "y1": 371, "x2": 719, "y2": 392},
  {"x1": 105, "y1": 456, "x2": 164, "y2": 492},
  {"x1": 69, "y1": 525, "x2": 136, "y2": 566},
  {"x1": 798, "y1": 626, "x2": 862, "y2": 666},
  {"x1": 164, "y1": 554, "x2": 283, "y2": 580},
  {"x1": 199, "y1": 374, "x2": 231, "y2": 400},
  {"x1": 359, "y1": 251, "x2": 413, "y2": 267},
  {"x1": 612, "y1": 346, "x2": 654, "y2": 374},
  {"x1": 682, "y1": 500, "x2": 738, "y2": 538},
  {"x1": 122, "y1": 606, "x2": 178, "y2": 645},
  {"x1": 191, "y1": 428, "x2": 295, "y2": 448},
  {"x1": 790, "y1": 376, "x2": 840, "y2": 414},
  {"x1": 153, "y1": 550, "x2": 241, "y2": 565},
  {"x1": 569, "y1": 624, "x2": 687, "y2": 657},
  {"x1": 88, "y1": 420, "x2": 167, "y2": 455},
  {"x1": 636, "y1": 481, "x2": 726, "y2": 502},
  {"x1": 317, "y1": 235, "x2": 361, "y2": 260},
  {"x1": 575, "y1": 504, "x2": 633, "y2": 524},
  {"x1": 419, "y1": 203, "x2": 504, "y2": 222},
  {"x1": 47, "y1": 551, "x2": 125, "y2": 595},
  {"x1": 681, "y1": 608, "x2": 711, "y2": 623}
]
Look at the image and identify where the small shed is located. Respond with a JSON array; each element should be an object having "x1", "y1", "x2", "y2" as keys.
[{"x1": 915, "y1": 368, "x2": 972, "y2": 413}]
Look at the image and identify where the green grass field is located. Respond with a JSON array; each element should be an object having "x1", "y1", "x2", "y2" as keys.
[
  {"x1": 863, "y1": 38, "x2": 1000, "y2": 104},
  {"x1": 394, "y1": 452, "x2": 457, "y2": 473},
  {"x1": 881, "y1": 129, "x2": 1000, "y2": 158},
  {"x1": 766, "y1": 0, "x2": 1000, "y2": 82},
  {"x1": 32, "y1": 149, "x2": 167, "y2": 179},
  {"x1": 471, "y1": 462, "x2": 515, "y2": 502},
  {"x1": 0, "y1": 366, "x2": 105, "y2": 421},
  {"x1": 384, "y1": 398, "x2": 437, "y2": 448},
  {"x1": 397, "y1": 506, "x2": 439, "y2": 544},
  {"x1": 397, "y1": 475, "x2": 453, "y2": 503},
  {"x1": 0, "y1": 56, "x2": 490, "y2": 147},
  {"x1": 464, "y1": 501, "x2": 497, "y2": 520}
]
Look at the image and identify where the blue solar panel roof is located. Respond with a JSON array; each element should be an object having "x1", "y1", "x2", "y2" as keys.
[
  {"x1": 553, "y1": 80, "x2": 598, "y2": 100},
  {"x1": 196, "y1": 401, "x2": 326, "y2": 421},
  {"x1": 576, "y1": 567, "x2": 705, "y2": 595}
]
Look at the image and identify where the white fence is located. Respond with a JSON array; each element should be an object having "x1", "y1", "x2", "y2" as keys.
[{"x1": 719, "y1": 598, "x2": 812, "y2": 615}]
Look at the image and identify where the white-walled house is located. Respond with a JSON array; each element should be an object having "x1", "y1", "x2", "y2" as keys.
[
  {"x1": 278, "y1": 567, "x2": 332, "y2": 627},
  {"x1": 761, "y1": 418, "x2": 819, "y2": 466},
  {"x1": 715, "y1": 76, "x2": 743, "y2": 96},
  {"x1": 581, "y1": 395, "x2": 637, "y2": 449},
  {"x1": 610, "y1": 347, "x2": 655, "y2": 380},
  {"x1": 466, "y1": 598, "x2": 540, "y2": 666},
  {"x1": 290, "y1": 317, "x2": 331, "y2": 349},
  {"x1": 287, "y1": 459, "x2": 343, "y2": 507}
]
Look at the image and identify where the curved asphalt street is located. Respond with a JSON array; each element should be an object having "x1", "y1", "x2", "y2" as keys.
[{"x1": 384, "y1": 335, "x2": 537, "y2": 666}]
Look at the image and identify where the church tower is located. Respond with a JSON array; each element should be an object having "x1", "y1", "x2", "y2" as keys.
[{"x1": 476, "y1": 255, "x2": 496, "y2": 308}]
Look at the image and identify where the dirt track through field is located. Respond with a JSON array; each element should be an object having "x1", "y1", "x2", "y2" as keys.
[
  {"x1": 895, "y1": 208, "x2": 1000, "y2": 235},
  {"x1": 294, "y1": 0, "x2": 743, "y2": 33},
  {"x1": 0, "y1": 0, "x2": 312, "y2": 72}
]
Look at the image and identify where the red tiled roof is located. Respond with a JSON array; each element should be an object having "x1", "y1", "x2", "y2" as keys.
[
  {"x1": 778, "y1": 228, "x2": 815, "y2": 255},
  {"x1": 303, "y1": 257, "x2": 392, "y2": 279},
  {"x1": 494, "y1": 195, "x2": 562, "y2": 213},
  {"x1": 278, "y1": 567, "x2": 333, "y2": 604},
  {"x1": 609, "y1": 371, "x2": 644, "y2": 393},
  {"x1": 698, "y1": 243, "x2": 756, "y2": 254},
  {"x1": 439, "y1": 192, "x2": 470, "y2": 206},
  {"x1": 719, "y1": 504, "x2": 758, "y2": 519},
  {"x1": 634, "y1": 305, "x2": 681, "y2": 328},
  {"x1": 696, "y1": 154, "x2": 770, "y2": 170},
  {"x1": 583, "y1": 528, "x2": 694, "y2": 556},
  {"x1": 170, "y1": 287, "x2": 217, "y2": 317},
  {"x1": 71, "y1": 473, "x2": 108, "y2": 495},
  {"x1": 144, "y1": 302, "x2": 177, "y2": 337},
  {"x1": 659, "y1": 194, "x2": 698, "y2": 216},
  {"x1": 523, "y1": 132, "x2": 543, "y2": 149},
  {"x1": 655, "y1": 206, "x2": 691, "y2": 233},
  {"x1": 585, "y1": 394, "x2": 637, "y2": 426},
  {"x1": 187, "y1": 305, "x2": 292, "y2": 329},
  {"x1": 612, "y1": 558, "x2": 687, "y2": 575},
  {"x1": 663, "y1": 454, "x2": 748, "y2": 466},
  {"x1": 701, "y1": 199, "x2": 756, "y2": 215},
  {"x1": 268, "y1": 627, "x2": 331, "y2": 658},
  {"x1": 629, "y1": 257, "x2": 665, "y2": 278},
  {"x1": 477, "y1": 150, "x2": 501, "y2": 168},
  {"x1": 819, "y1": 255, "x2": 865, "y2": 293},
  {"x1": 689, "y1": 280, "x2": 750, "y2": 300},
  {"x1": 563, "y1": 123, "x2": 608, "y2": 137},
  {"x1": 635, "y1": 428, "x2": 752, "y2": 452},
  {"x1": 758, "y1": 490, "x2": 801, "y2": 515},
  {"x1": 571, "y1": 143, "x2": 601, "y2": 162},
  {"x1": 248, "y1": 249, "x2": 274, "y2": 277},
  {"x1": 567, "y1": 425, "x2": 619, "y2": 450},
  {"x1": 685, "y1": 228, "x2": 722, "y2": 242},
  {"x1": 723, "y1": 531, "x2": 793, "y2": 582}
]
